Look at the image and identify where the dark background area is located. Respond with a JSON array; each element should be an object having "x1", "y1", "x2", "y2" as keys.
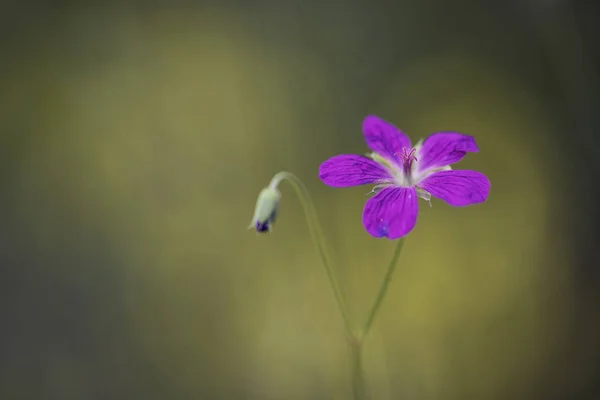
[{"x1": 1, "y1": 1, "x2": 599, "y2": 399}]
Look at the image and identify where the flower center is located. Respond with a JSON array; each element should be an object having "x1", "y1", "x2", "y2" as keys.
[{"x1": 395, "y1": 147, "x2": 417, "y2": 177}]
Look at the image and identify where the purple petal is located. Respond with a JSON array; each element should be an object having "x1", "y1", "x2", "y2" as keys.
[
  {"x1": 363, "y1": 186, "x2": 419, "y2": 239},
  {"x1": 319, "y1": 154, "x2": 392, "y2": 187},
  {"x1": 417, "y1": 132, "x2": 479, "y2": 172},
  {"x1": 363, "y1": 115, "x2": 412, "y2": 161},
  {"x1": 418, "y1": 170, "x2": 490, "y2": 206}
]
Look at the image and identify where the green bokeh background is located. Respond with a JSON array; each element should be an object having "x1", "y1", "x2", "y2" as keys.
[{"x1": 1, "y1": 3, "x2": 599, "y2": 399}]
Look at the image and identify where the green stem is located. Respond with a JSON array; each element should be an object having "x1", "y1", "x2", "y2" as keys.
[
  {"x1": 270, "y1": 171, "x2": 353, "y2": 337},
  {"x1": 267, "y1": 172, "x2": 405, "y2": 399},
  {"x1": 350, "y1": 337, "x2": 366, "y2": 400},
  {"x1": 360, "y1": 238, "x2": 406, "y2": 339},
  {"x1": 349, "y1": 238, "x2": 405, "y2": 399}
]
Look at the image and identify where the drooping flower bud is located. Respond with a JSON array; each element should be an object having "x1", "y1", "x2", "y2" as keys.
[{"x1": 248, "y1": 187, "x2": 281, "y2": 233}]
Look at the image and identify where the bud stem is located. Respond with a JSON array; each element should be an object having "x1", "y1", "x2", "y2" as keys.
[
  {"x1": 268, "y1": 172, "x2": 406, "y2": 400},
  {"x1": 270, "y1": 171, "x2": 353, "y2": 337}
]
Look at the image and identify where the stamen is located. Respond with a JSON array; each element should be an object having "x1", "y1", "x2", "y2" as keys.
[{"x1": 393, "y1": 147, "x2": 417, "y2": 176}]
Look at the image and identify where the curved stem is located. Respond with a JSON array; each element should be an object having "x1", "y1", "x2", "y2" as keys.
[
  {"x1": 270, "y1": 171, "x2": 353, "y2": 337},
  {"x1": 360, "y1": 238, "x2": 406, "y2": 339}
]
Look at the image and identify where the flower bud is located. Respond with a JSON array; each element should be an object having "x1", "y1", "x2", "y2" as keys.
[{"x1": 248, "y1": 187, "x2": 281, "y2": 233}]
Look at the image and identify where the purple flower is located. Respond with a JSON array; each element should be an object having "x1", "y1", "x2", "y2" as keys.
[{"x1": 319, "y1": 115, "x2": 491, "y2": 239}]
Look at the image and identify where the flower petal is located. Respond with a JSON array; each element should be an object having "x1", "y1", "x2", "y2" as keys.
[
  {"x1": 363, "y1": 115, "x2": 411, "y2": 161},
  {"x1": 363, "y1": 186, "x2": 419, "y2": 239},
  {"x1": 418, "y1": 170, "x2": 490, "y2": 206},
  {"x1": 319, "y1": 154, "x2": 392, "y2": 187},
  {"x1": 416, "y1": 132, "x2": 479, "y2": 172}
]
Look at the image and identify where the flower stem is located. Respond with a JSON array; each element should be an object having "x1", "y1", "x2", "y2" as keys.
[
  {"x1": 347, "y1": 238, "x2": 405, "y2": 399},
  {"x1": 361, "y1": 237, "x2": 406, "y2": 339},
  {"x1": 267, "y1": 172, "x2": 405, "y2": 399},
  {"x1": 350, "y1": 337, "x2": 366, "y2": 400},
  {"x1": 269, "y1": 171, "x2": 353, "y2": 337}
]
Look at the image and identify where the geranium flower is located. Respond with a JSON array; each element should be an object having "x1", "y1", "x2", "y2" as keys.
[{"x1": 319, "y1": 115, "x2": 490, "y2": 239}]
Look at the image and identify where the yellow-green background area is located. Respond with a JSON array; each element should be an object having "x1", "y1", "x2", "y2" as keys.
[{"x1": 1, "y1": 3, "x2": 598, "y2": 400}]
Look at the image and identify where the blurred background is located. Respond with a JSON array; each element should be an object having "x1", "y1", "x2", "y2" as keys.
[{"x1": 1, "y1": 1, "x2": 599, "y2": 399}]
